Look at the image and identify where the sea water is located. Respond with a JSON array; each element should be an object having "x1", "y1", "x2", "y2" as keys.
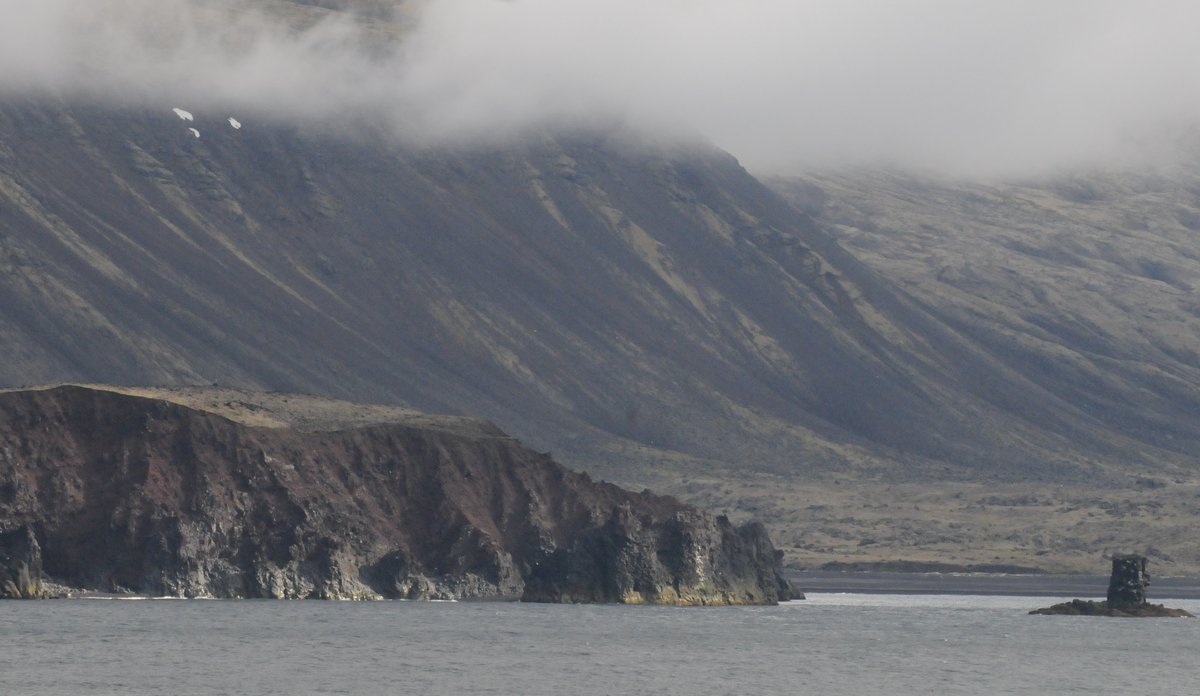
[{"x1": 1, "y1": 594, "x2": 1196, "y2": 695}]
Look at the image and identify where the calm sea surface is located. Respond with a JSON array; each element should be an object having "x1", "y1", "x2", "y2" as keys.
[{"x1": 2, "y1": 594, "x2": 1196, "y2": 695}]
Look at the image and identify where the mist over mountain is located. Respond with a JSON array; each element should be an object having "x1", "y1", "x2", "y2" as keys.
[{"x1": 3, "y1": 0, "x2": 1200, "y2": 176}]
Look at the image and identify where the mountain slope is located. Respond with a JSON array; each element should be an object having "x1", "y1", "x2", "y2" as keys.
[
  {"x1": 8, "y1": 96, "x2": 1200, "y2": 483},
  {"x1": 2, "y1": 98, "x2": 1174, "y2": 484},
  {"x1": 770, "y1": 167, "x2": 1200, "y2": 468}
]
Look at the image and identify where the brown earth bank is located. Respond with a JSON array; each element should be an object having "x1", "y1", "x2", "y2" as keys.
[{"x1": 0, "y1": 385, "x2": 792, "y2": 604}]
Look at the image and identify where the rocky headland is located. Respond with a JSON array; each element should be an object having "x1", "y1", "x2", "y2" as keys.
[
  {"x1": 1031, "y1": 555, "x2": 1192, "y2": 617},
  {"x1": 0, "y1": 385, "x2": 794, "y2": 604}
]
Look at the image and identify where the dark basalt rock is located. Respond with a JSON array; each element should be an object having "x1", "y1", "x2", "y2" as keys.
[
  {"x1": 1030, "y1": 598, "x2": 1191, "y2": 618},
  {"x1": 1031, "y1": 555, "x2": 1192, "y2": 617},
  {"x1": 0, "y1": 524, "x2": 48, "y2": 598},
  {"x1": 0, "y1": 386, "x2": 793, "y2": 604},
  {"x1": 0, "y1": 525, "x2": 42, "y2": 582},
  {"x1": 1107, "y1": 554, "x2": 1149, "y2": 608},
  {"x1": 523, "y1": 506, "x2": 794, "y2": 605}
]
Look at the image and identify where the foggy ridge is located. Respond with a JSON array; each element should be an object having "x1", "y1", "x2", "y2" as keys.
[{"x1": 2, "y1": 0, "x2": 1199, "y2": 176}]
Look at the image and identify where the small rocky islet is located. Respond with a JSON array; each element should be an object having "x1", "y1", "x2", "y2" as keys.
[
  {"x1": 0, "y1": 385, "x2": 795, "y2": 604},
  {"x1": 1030, "y1": 555, "x2": 1193, "y2": 618}
]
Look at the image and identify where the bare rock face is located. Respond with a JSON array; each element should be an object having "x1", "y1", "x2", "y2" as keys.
[
  {"x1": 0, "y1": 525, "x2": 41, "y2": 580},
  {"x1": 523, "y1": 506, "x2": 793, "y2": 605},
  {"x1": 0, "y1": 386, "x2": 792, "y2": 603},
  {"x1": 0, "y1": 524, "x2": 45, "y2": 598},
  {"x1": 1106, "y1": 555, "x2": 1149, "y2": 608}
]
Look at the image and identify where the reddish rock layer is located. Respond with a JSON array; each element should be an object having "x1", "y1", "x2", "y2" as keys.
[{"x1": 0, "y1": 386, "x2": 791, "y2": 603}]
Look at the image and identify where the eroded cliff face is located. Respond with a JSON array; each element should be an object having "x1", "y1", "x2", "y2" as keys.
[
  {"x1": 523, "y1": 508, "x2": 790, "y2": 605},
  {"x1": 0, "y1": 386, "x2": 791, "y2": 603}
]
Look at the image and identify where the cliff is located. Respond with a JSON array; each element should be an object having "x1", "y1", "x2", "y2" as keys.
[{"x1": 0, "y1": 385, "x2": 792, "y2": 603}]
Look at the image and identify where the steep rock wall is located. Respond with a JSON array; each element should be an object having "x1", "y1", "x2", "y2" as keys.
[{"x1": 0, "y1": 386, "x2": 791, "y2": 603}]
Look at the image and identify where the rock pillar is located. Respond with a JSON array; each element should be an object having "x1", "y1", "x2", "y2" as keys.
[{"x1": 1106, "y1": 554, "x2": 1149, "y2": 608}]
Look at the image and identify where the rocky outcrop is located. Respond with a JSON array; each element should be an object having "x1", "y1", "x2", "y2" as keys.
[
  {"x1": 1106, "y1": 554, "x2": 1149, "y2": 607},
  {"x1": 523, "y1": 507, "x2": 794, "y2": 605},
  {"x1": 1029, "y1": 598, "x2": 1191, "y2": 618},
  {"x1": 0, "y1": 524, "x2": 47, "y2": 598},
  {"x1": 0, "y1": 524, "x2": 41, "y2": 582},
  {"x1": 0, "y1": 386, "x2": 792, "y2": 603},
  {"x1": 1031, "y1": 555, "x2": 1192, "y2": 617}
]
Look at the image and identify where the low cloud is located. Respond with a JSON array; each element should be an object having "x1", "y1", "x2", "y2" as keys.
[{"x1": 2, "y1": 0, "x2": 1200, "y2": 177}]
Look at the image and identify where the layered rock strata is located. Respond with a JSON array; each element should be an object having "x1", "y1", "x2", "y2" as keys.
[{"x1": 0, "y1": 386, "x2": 792, "y2": 603}]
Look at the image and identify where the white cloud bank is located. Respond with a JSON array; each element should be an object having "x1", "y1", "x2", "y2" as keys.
[{"x1": 2, "y1": 0, "x2": 1200, "y2": 176}]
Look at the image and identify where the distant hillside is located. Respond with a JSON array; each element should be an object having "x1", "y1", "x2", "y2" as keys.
[
  {"x1": 7, "y1": 98, "x2": 1195, "y2": 487},
  {"x1": 770, "y1": 166, "x2": 1200, "y2": 470},
  {"x1": 7, "y1": 93, "x2": 1200, "y2": 489},
  {"x1": 763, "y1": 166, "x2": 1200, "y2": 573}
]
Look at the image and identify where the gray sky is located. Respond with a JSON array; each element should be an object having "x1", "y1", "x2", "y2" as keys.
[{"x1": 2, "y1": 0, "x2": 1199, "y2": 176}]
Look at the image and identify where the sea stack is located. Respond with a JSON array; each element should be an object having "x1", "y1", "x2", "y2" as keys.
[
  {"x1": 1031, "y1": 555, "x2": 1192, "y2": 617},
  {"x1": 1106, "y1": 554, "x2": 1149, "y2": 609}
]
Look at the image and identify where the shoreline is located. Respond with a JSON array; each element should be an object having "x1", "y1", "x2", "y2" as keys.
[
  {"x1": 22, "y1": 572, "x2": 1200, "y2": 602},
  {"x1": 787, "y1": 570, "x2": 1200, "y2": 599}
]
